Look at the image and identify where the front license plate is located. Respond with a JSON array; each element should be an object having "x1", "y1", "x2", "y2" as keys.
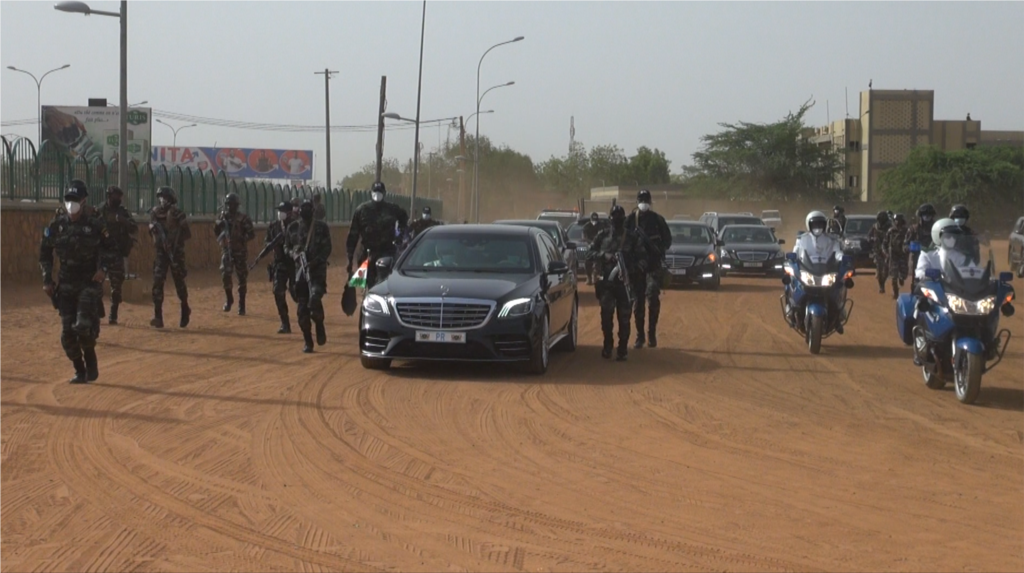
[
  {"x1": 416, "y1": 331, "x2": 467, "y2": 344},
  {"x1": 669, "y1": 268, "x2": 687, "y2": 275},
  {"x1": 743, "y1": 262, "x2": 762, "y2": 268}
]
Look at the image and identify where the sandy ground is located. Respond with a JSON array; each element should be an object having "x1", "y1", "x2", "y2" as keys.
[{"x1": 2, "y1": 243, "x2": 1022, "y2": 572}]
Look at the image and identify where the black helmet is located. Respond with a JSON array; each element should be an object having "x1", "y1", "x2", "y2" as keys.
[
  {"x1": 290, "y1": 197, "x2": 302, "y2": 207},
  {"x1": 106, "y1": 185, "x2": 123, "y2": 197},
  {"x1": 610, "y1": 205, "x2": 626, "y2": 219},
  {"x1": 224, "y1": 193, "x2": 240, "y2": 206},
  {"x1": 950, "y1": 204, "x2": 970, "y2": 221},
  {"x1": 637, "y1": 189, "x2": 652, "y2": 203},
  {"x1": 422, "y1": 206, "x2": 432, "y2": 215},
  {"x1": 371, "y1": 181, "x2": 387, "y2": 195},
  {"x1": 917, "y1": 203, "x2": 936, "y2": 220},
  {"x1": 156, "y1": 186, "x2": 177, "y2": 203},
  {"x1": 590, "y1": 211, "x2": 599, "y2": 219},
  {"x1": 894, "y1": 213, "x2": 907, "y2": 225},
  {"x1": 833, "y1": 205, "x2": 845, "y2": 214},
  {"x1": 276, "y1": 201, "x2": 293, "y2": 213},
  {"x1": 65, "y1": 179, "x2": 88, "y2": 201},
  {"x1": 876, "y1": 211, "x2": 888, "y2": 224},
  {"x1": 299, "y1": 200, "x2": 314, "y2": 219}
]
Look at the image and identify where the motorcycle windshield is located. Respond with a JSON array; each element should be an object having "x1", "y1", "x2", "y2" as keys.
[
  {"x1": 940, "y1": 235, "x2": 992, "y2": 298},
  {"x1": 799, "y1": 250, "x2": 840, "y2": 276}
]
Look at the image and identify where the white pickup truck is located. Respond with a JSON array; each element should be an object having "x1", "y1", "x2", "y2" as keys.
[{"x1": 761, "y1": 210, "x2": 783, "y2": 228}]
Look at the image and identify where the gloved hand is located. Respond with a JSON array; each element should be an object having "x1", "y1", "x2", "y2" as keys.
[
  {"x1": 43, "y1": 281, "x2": 55, "y2": 298},
  {"x1": 346, "y1": 261, "x2": 353, "y2": 275}
]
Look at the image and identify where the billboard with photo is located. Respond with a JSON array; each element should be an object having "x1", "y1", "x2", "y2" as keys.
[
  {"x1": 41, "y1": 105, "x2": 153, "y2": 166},
  {"x1": 151, "y1": 147, "x2": 314, "y2": 180}
]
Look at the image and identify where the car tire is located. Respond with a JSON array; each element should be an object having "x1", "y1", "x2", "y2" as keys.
[
  {"x1": 554, "y1": 297, "x2": 578, "y2": 352},
  {"x1": 360, "y1": 355, "x2": 392, "y2": 370},
  {"x1": 706, "y1": 274, "x2": 721, "y2": 290},
  {"x1": 526, "y1": 312, "x2": 550, "y2": 375}
]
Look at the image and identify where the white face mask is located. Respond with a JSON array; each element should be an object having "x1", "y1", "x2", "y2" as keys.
[
  {"x1": 422, "y1": 214, "x2": 431, "y2": 221},
  {"x1": 159, "y1": 197, "x2": 170, "y2": 207},
  {"x1": 277, "y1": 212, "x2": 289, "y2": 222},
  {"x1": 65, "y1": 200, "x2": 82, "y2": 215},
  {"x1": 942, "y1": 236, "x2": 957, "y2": 249},
  {"x1": 811, "y1": 228, "x2": 824, "y2": 237},
  {"x1": 954, "y1": 218, "x2": 966, "y2": 226},
  {"x1": 371, "y1": 192, "x2": 384, "y2": 203},
  {"x1": 638, "y1": 202, "x2": 651, "y2": 212}
]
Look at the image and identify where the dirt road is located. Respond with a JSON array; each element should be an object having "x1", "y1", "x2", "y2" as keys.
[{"x1": 3, "y1": 244, "x2": 1022, "y2": 572}]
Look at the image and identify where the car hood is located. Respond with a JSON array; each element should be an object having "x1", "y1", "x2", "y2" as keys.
[
  {"x1": 376, "y1": 270, "x2": 535, "y2": 301},
  {"x1": 667, "y1": 244, "x2": 714, "y2": 256},
  {"x1": 721, "y1": 242, "x2": 782, "y2": 252}
]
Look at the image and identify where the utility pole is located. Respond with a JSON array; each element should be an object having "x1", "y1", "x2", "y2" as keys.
[
  {"x1": 458, "y1": 115, "x2": 466, "y2": 222},
  {"x1": 410, "y1": 0, "x2": 427, "y2": 214},
  {"x1": 315, "y1": 68, "x2": 338, "y2": 191},
  {"x1": 375, "y1": 75, "x2": 387, "y2": 182}
]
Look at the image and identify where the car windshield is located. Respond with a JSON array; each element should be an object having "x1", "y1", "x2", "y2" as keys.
[
  {"x1": 844, "y1": 218, "x2": 874, "y2": 235},
  {"x1": 401, "y1": 235, "x2": 536, "y2": 272},
  {"x1": 567, "y1": 224, "x2": 586, "y2": 241},
  {"x1": 722, "y1": 227, "x2": 775, "y2": 243},
  {"x1": 537, "y1": 213, "x2": 577, "y2": 229},
  {"x1": 495, "y1": 221, "x2": 563, "y2": 246},
  {"x1": 668, "y1": 224, "x2": 712, "y2": 245},
  {"x1": 719, "y1": 217, "x2": 763, "y2": 228}
]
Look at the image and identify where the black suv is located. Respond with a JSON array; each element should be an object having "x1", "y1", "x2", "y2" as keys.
[
  {"x1": 837, "y1": 215, "x2": 878, "y2": 269},
  {"x1": 717, "y1": 224, "x2": 786, "y2": 276},
  {"x1": 699, "y1": 212, "x2": 767, "y2": 238}
]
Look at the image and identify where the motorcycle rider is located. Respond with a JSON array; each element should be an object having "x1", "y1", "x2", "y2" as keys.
[
  {"x1": 949, "y1": 204, "x2": 976, "y2": 236},
  {"x1": 786, "y1": 211, "x2": 846, "y2": 331},
  {"x1": 581, "y1": 212, "x2": 605, "y2": 285},
  {"x1": 826, "y1": 205, "x2": 847, "y2": 236},
  {"x1": 625, "y1": 189, "x2": 671, "y2": 349},
  {"x1": 867, "y1": 210, "x2": 891, "y2": 294}
]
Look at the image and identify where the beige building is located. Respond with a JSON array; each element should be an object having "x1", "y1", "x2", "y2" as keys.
[{"x1": 809, "y1": 89, "x2": 1023, "y2": 201}]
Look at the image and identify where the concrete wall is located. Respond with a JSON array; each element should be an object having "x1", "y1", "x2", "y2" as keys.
[{"x1": 1, "y1": 200, "x2": 351, "y2": 287}]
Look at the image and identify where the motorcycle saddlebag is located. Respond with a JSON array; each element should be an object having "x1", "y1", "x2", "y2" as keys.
[{"x1": 896, "y1": 293, "x2": 916, "y2": 346}]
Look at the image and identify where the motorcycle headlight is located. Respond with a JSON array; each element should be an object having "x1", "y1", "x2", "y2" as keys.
[
  {"x1": 498, "y1": 297, "x2": 534, "y2": 318},
  {"x1": 362, "y1": 293, "x2": 390, "y2": 315},
  {"x1": 799, "y1": 271, "x2": 836, "y2": 287},
  {"x1": 947, "y1": 294, "x2": 996, "y2": 315}
]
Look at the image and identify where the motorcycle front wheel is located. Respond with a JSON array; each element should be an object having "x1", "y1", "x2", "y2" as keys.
[
  {"x1": 954, "y1": 350, "x2": 983, "y2": 405},
  {"x1": 807, "y1": 314, "x2": 823, "y2": 355}
]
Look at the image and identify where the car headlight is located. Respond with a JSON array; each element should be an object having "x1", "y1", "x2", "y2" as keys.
[
  {"x1": 362, "y1": 293, "x2": 390, "y2": 315},
  {"x1": 705, "y1": 253, "x2": 717, "y2": 263},
  {"x1": 498, "y1": 297, "x2": 534, "y2": 318},
  {"x1": 799, "y1": 271, "x2": 836, "y2": 287},
  {"x1": 770, "y1": 250, "x2": 785, "y2": 259},
  {"x1": 947, "y1": 294, "x2": 996, "y2": 315}
]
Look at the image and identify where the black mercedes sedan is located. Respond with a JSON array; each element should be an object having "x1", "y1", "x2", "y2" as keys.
[
  {"x1": 664, "y1": 221, "x2": 720, "y2": 289},
  {"x1": 493, "y1": 219, "x2": 579, "y2": 281},
  {"x1": 359, "y1": 224, "x2": 578, "y2": 375},
  {"x1": 717, "y1": 224, "x2": 787, "y2": 277},
  {"x1": 838, "y1": 215, "x2": 878, "y2": 269}
]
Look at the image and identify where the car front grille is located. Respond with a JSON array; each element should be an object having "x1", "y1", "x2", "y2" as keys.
[
  {"x1": 666, "y1": 255, "x2": 695, "y2": 269},
  {"x1": 394, "y1": 298, "x2": 495, "y2": 330},
  {"x1": 737, "y1": 251, "x2": 769, "y2": 261},
  {"x1": 493, "y1": 334, "x2": 532, "y2": 357}
]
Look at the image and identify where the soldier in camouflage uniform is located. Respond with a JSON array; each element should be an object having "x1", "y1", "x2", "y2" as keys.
[
  {"x1": 96, "y1": 185, "x2": 137, "y2": 324},
  {"x1": 149, "y1": 186, "x2": 191, "y2": 328},
  {"x1": 884, "y1": 213, "x2": 910, "y2": 300},
  {"x1": 214, "y1": 193, "x2": 256, "y2": 315},
  {"x1": 39, "y1": 180, "x2": 119, "y2": 383},
  {"x1": 407, "y1": 206, "x2": 442, "y2": 238},
  {"x1": 265, "y1": 201, "x2": 297, "y2": 333},
  {"x1": 625, "y1": 189, "x2": 672, "y2": 349},
  {"x1": 285, "y1": 201, "x2": 332, "y2": 353},
  {"x1": 866, "y1": 210, "x2": 891, "y2": 294},
  {"x1": 904, "y1": 203, "x2": 936, "y2": 294},
  {"x1": 589, "y1": 205, "x2": 648, "y2": 361},
  {"x1": 345, "y1": 181, "x2": 409, "y2": 291}
]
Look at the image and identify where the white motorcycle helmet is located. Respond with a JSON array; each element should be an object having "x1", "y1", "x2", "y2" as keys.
[
  {"x1": 805, "y1": 211, "x2": 828, "y2": 237},
  {"x1": 931, "y1": 217, "x2": 961, "y2": 249}
]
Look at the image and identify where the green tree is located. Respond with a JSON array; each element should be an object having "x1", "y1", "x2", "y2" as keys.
[
  {"x1": 340, "y1": 157, "x2": 402, "y2": 191},
  {"x1": 682, "y1": 99, "x2": 845, "y2": 201},
  {"x1": 622, "y1": 146, "x2": 671, "y2": 186}
]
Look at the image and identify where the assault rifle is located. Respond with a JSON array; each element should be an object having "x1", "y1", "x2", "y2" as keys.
[
  {"x1": 150, "y1": 220, "x2": 182, "y2": 273},
  {"x1": 614, "y1": 251, "x2": 634, "y2": 304},
  {"x1": 295, "y1": 251, "x2": 311, "y2": 284},
  {"x1": 249, "y1": 231, "x2": 284, "y2": 271}
]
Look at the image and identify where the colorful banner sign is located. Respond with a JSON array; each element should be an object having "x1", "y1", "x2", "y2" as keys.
[
  {"x1": 41, "y1": 105, "x2": 153, "y2": 166},
  {"x1": 151, "y1": 146, "x2": 314, "y2": 180}
]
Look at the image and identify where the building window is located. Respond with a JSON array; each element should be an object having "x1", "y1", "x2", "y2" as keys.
[
  {"x1": 848, "y1": 175, "x2": 858, "y2": 188},
  {"x1": 966, "y1": 142, "x2": 976, "y2": 150},
  {"x1": 847, "y1": 140, "x2": 861, "y2": 151}
]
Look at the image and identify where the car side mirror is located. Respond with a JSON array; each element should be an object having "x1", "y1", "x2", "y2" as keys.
[
  {"x1": 547, "y1": 261, "x2": 569, "y2": 275},
  {"x1": 909, "y1": 241, "x2": 921, "y2": 253},
  {"x1": 786, "y1": 252, "x2": 798, "y2": 262},
  {"x1": 925, "y1": 268, "x2": 941, "y2": 280},
  {"x1": 376, "y1": 256, "x2": 394, "y2": 280},
  {"x1": 999, "y1": 271, "x2": 1013, "y2": 282},
  {"x1": 565, "y1": 241, "x2": 577, "y2": 250},
  {"x1": 778, "y1": 239, "x2": 786, "y2": 245},
  {"x1": 715, "y1": 239, "x2": 724, "y2": 247}
]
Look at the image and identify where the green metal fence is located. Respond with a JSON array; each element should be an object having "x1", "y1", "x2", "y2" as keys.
[{"x1": 0, "y1": 136, "x2": 442, "y2": 223}]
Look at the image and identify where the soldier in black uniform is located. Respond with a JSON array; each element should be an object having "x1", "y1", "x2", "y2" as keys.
[
  {"x1": 904, "y1": 203, "x2": 936, "y2": 292},
  {"x1": 589, "y1": 205, "x2": 648, "y2": 361},
  {"x1": 39, "y1": 180, "x2": 119, "y2": 383},
  {"x1": 149, "y1": 186, "x2": 191, "y2": 328},
  {"x1": 345, "y1": 182, "x2": 409, "y2": 291},
  {"x1": 285, "y1": 201, "x2": 332, "y2": 353},
  {"x1": 827, "y1": 205, "x2": 847, "y2": 236},
  {"x1": 265, "y1": 201, "x2": 297, "y2": 333},
  {"x1": 408, "y1": 206, "x2": 442, "y2": 238},
  {"x1": 581, "y1": 212, "x2": 605, "y2": 285},
  {"x1": 625, "y1": 189, "x2": 672, "y2": 349},
  {"x1": 867, "y1": 210, "x2": 891, "y2": 294},
  {"x1": 214, "y1": 193, "x2": 256, "y2": 314},
  {"x1": 96, "y1": 185, "x2": 137, "y2": 324}
]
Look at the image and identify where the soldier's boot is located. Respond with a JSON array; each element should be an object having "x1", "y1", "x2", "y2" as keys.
[
  {"x1": 634, "y1": 335, "x2": 645, "y2": 350},
  {"x1": 315, "y1": 320, "x2": 327, "y2": 346},
  {"x1": 878, "y1": 276, "x2": 886, "y2": 294},
  {"x1": 278, "y1": 314, "x2": 292, "y2": 334},
  {"x1": 601, "y1": 337, "x2": 613, "y2": 359},
  {"x1": 109, "y1": 302, "x2": 119, "y2": 325},
  {"x1": 616, "y1": 345, "x2": 628, "y2": 362},
  {"x1": 150, "y1": 303, "x2": 164, "y2": 329},
  {"x1": 223, "y1": 290, "x2": 233, "y2": 312},
  {"x1": 83, "y1": 348, "x2": 99, "y2": 382},
  {"x1": 648, "y1": 331, "x2": 658, "y2": 348},
  {"x1": 237, "y1": 292, "x2": 246, "y2": 316},
  {"x1": 180, "y1": 301, "x2": 191, "y2": 328},
  {"x1": 69, "y1": 358, "x2": 88, "y2": 384},
  {"x1": 892, "y1": 278, "x2": 900, "y2": 300},
  {"x1": 302, "y1": 330, "x2": 315, "y2": 353}
]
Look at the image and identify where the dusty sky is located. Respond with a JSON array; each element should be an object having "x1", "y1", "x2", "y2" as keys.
[{"x1": 2, "y1": 1, "x2": 1022, "y2": 185}]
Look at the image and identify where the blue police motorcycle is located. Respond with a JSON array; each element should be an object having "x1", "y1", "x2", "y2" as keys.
[
  {"x1": 780, "y1": 250, "x2": 856, "y2": 354},
  {"x1": 895, "y1": 236, "x2": 1015, "y2": 404}
]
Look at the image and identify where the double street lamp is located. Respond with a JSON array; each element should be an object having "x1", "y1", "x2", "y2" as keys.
[
  {"x1": 155, "y1": 119, "x2": 197, "y2": 147},
  {"x1": 473, "y1": 35, "x2": 523, "y2": 222},
  {"x1": 6, "y1": 64, "x2": 71, "y2": 149},
  {"x1": 54, "y1": 0, "x2": 128, "y2": 188}
]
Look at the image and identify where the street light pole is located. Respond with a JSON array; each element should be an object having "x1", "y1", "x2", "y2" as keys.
[
  {"x1": 155, "y1": 119, "x2": 196, "y2": 147},
  {"x1": 410, "y1": 0, "x2": 427, "y2": 214},
  {"x1": 54, "y1": 0, "x2": 128, "y2": 188},
  {"x1": 473, "y1": 82, "x2": 514, "y2": 222},
  {"x1": 5, "y1": 64, "x2": 71, "y2": 150},
  {"x1": 314, "y1": 69, "x2": 338, "y2": 191},
  {"x1": 473, "y1": 36, "x2": 522, "y2": 223}
]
